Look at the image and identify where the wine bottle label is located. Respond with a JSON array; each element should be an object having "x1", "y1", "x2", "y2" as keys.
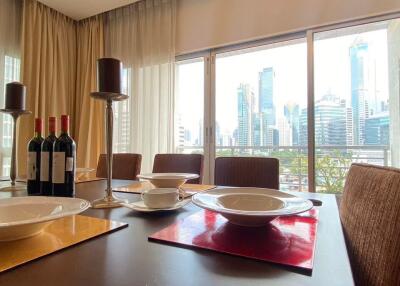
[
  {"x1": 52, "y1": 152, "x2": 65, "y2": 183},
  {"x1": 40, "y1": 152, "x2": 50, "y2": 182},
  {"x1": 66, "y1": 157, "x2": 74, "y2": 172},
  {"x1": 27, "y1": 152, "x2": 36, "y2": 180}
]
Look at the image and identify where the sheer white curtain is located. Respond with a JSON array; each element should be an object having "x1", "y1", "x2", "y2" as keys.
[
  {"x1": 0, "y1": 0, "x2": 22, "y2": 175},
  {"x1": 105, "y1": 0, "x2": 176, "y2": 172}
]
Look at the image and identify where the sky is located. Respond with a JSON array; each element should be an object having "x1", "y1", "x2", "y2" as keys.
[{"x1": 176, "y1": 25, "x2": 390, "y2": 144}]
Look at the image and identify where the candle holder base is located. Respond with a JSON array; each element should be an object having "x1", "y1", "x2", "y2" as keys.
[
  {"x1": 0, "y1": 182, "x2": 27, "y2": 192},
  {"x1": 91, "y1": 192, "x2": 128, "y2": 209}
]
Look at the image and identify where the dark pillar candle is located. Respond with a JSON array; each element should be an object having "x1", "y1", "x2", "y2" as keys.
[
  {"x1": 5, "y1": 82, "x2": 26, "y2": 110},
  {"x1": 97, "y1": 58, "x2": 122, "y2": 94}
]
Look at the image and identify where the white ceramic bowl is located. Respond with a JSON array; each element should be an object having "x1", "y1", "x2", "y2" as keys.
[
  {"x1": 192, "y1": 188, "x2": 313, "y2": 227},
  {"x1": 0, "y1": 196, "x2": 90, "y2": 241},
  {"x1": 137, "y1": 173, "x2": 199, "y2": 188}
]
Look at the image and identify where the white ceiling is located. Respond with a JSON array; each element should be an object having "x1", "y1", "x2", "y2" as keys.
[{"x1": 37, "y1": 0, "x2": 139, "y2": 20}]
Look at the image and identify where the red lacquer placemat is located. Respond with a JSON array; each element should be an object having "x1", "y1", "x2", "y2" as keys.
[{"x1": 149, "y1": 209, "x2": 318, "y2": 271}]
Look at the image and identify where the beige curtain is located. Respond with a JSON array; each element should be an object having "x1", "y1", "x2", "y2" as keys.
[
  {"x1": 105, "y1": 0, "x2": 176, "y2": 172},
  {"x1": 74, "y1": 16, "x2": 105, "y2": 169},
  {"x1": 18, "y1": 0, "x2": 76, "y2": 175}
]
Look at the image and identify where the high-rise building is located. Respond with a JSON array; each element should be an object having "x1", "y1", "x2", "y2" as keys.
[
  {"x1": 278, "y1": 117, "x2": 292, "y2": 146},
  {"x1": 284, "y1": 102, "x2": 300, "y2": 145},
  {"x1": 259, "y1": 68, "x2": 275, "y2": 126},
  {"x1": 252, "y1": 112, "x2": 261, "y2": 146},
  {"x1": 314, "y1": 93, "x2": 346, "y2": 146},
  {"x1": 365, "y1": 112, "x2": 389, "y2": 145},
  {"x1": 237, "y1": 83, "x2": 253, "y2": 146},
  {"x1": 350, "y1": 40, "x2": 369, "y2": 145}
]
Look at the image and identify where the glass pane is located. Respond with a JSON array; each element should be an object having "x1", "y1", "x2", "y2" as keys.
[
  {"x1": 314, "y1": 19, "x2": 400, "y2": 193},
  {"x1": 174, "y1": 58, "x2": 204, "y2": 154},
  {"x1": 0, "y1": 56, "x2": 20, "y2": 176},
  {"x1": 113, "y1": 68, "x2": 131, "y2": 153},
  {"x1": 215, "y1": 39, "x2": 308, "y2": 191}
]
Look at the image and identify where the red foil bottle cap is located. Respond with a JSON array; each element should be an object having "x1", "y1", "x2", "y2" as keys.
[
  {"x1": 49, "y1": 116, "x2": 56, "y2": 133},
  {"x1": 61, "y1": 115, "x2": 69, "y2": 133},
  {"x1": 35, "y1": 118, "x2": 42, "y2": 133}
]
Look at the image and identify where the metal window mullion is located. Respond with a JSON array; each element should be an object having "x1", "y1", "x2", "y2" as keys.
[{"x1": 307, "y1": 30, "x2": 316, "y2": 193}]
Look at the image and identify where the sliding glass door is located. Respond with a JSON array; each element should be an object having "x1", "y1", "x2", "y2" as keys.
[
  {"x1": 313, "y1": 18, "x2": 400, "y2": 193},
  {"x1": 214, "y1": 38, "x2": 308, "y2": 191}
]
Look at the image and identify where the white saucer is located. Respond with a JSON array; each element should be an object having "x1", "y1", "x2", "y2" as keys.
[{"x1": 122, "y1": 199, "x2": 191, "y2": 212}]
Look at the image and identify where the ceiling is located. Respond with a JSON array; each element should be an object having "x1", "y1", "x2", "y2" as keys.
[{"x1": 37, "y1": 0, "x2": 139, "y2": 20}]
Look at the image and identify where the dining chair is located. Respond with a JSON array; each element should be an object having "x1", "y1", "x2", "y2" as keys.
[
  {"x1": 96, "y1": 153, "x2": 142, "y2": 180},
  {"x1": 152, "y1": 154, "x2": 204, "y2": 184},
  {"x1": 214, "y1": 157, "x2": 279, "y2": 189},
  {"x1": 340, "y1": 163, "x2": 400, "y2": 286}
]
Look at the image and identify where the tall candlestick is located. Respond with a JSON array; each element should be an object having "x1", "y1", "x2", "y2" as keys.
[{"x1": 90, "y1": 58, "x2": 129, "y2": 208}]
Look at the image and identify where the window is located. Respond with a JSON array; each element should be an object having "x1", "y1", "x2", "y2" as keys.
[
  {"x1": 174, "y1": 15, "x2": 400, "y2": 193},
  {"x1": 314, "y1": 19, "x2": 400, "y2": 193},
  {"x1": 113, "y1": 68, "x2": 131, "y2": 153},
  {"x1": 215, "y1": 39, "x2": 308, "y2": 191},
  {"x1": 0, "y1": 56, "x2": 20, "y2": 176},
  {"x1": 174, "y1": 58, "x2": 205, "y2": 154}
]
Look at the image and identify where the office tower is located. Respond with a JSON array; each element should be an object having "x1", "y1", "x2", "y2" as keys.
[
  {"x1": 346, "y1": 107, "x2": 354, "y2": 145},
  {"x1": 350, "y1": 40, "x2": 369, "y2": 145},
  {"x1": 314, "y1": 93, "x2": 346, "y2": 145},
  {"x1": 365, "y1": 112, "x2": 389, "y2": 145},
  {"x1": 237, "y1": 83, "x2": 253, "y2": 146},
  {"x1": 284, "y1": 102, "x2": 300, "y2": 145},
  {"x1": 252, "y1": 112, "x2": 261, "y2": 146},
  {"x1": 259, "y1": 67, "x2": 275, "y2": 126},
  {"x1": 278, "y1": 117, "x2": 292, "y2": 146},
  {"x1": 299, "y1": 108, "x2": 308, "y2": 146}
]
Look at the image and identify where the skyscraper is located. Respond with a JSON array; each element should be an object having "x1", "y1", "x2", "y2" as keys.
[
  {"x1": 284, "y1": 102, "x2": 300, "y2": 145},
  {"x1": 350, "y1": 40, "x2": 369, "y2": 145},
  {"x1": 365, "y1": 112, "x2": 389, "y2": 145},
  {"x1": 237, "y1": 83, "x2": 253, "y2": 146},
  {"x1": 259, "y1": 67, "x2": 275, "y2": 126},
  {"x1": 314, "y1": 93, "x2": 346, "y2": 145}
]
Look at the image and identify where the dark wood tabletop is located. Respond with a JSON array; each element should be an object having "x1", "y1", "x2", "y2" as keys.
[{"x1": 0, "y1": 180, "x2": 354, "y2": 286}]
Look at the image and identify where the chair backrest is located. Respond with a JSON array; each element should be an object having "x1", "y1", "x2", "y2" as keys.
[
  {"x1": 214, "y1": 157, "x2": 279, "y2": 189},
  {"x1": 96, "y1": 153, "x2": 142, "y2": 180},
  {"x1": 340, "y1": 163, "x2": 400, "y2": 286},
  {"x1": 152, "y1": 154, "x2": 204, "y2": 184}
]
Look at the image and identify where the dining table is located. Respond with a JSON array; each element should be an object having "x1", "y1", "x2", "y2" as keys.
[{"x1": 0, "y1": 179, "x2": 354, "y2": 286}]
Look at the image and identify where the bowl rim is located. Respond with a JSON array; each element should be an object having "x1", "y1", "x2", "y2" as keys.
[
  {"x1": 137, "y1": 173, "x2": 199, "y2": 180},
  {"x1": 192, "y1": 187, "x2": 313, "y2": 217},
  {"x1": 0, "y1": 196, "x2": 90, "y2": 227}
]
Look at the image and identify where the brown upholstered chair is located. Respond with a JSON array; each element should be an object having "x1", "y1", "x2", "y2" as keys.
[
  {"x1": 214, "y1": 157, "x2": 279, "y2": 189},
  {"x1": 96, "y1": 153, "x2": 142, "y2": 180},
  {"x1": 340, "y1": 163, "x2": 400, "y2": 286},
  {"x1": 152, "y1": 154, "x2": 204, "y2": 184}
]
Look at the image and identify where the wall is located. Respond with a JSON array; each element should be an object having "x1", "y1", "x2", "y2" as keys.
[{"x1": 176, "y1": 0, "x2": 400, "y2": 55}]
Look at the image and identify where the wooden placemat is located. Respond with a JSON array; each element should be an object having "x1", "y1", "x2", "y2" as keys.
[
  {"x1": 0, "y1": 215, "x2": 128, "y2": 272},
  {"x1": 114, "y1": 181, "x2": 216, "y2": 198}
]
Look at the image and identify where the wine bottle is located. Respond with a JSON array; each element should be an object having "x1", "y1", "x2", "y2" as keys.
[
  {"x1": 27, "y1": 118, "x2": 44, "y2": 195},
  {"x1": 52, "y1": 115, "x2": 76, "y2": 197},
  {"x1": 40, "y1": 117, "x2": 57, "y2": 196}
]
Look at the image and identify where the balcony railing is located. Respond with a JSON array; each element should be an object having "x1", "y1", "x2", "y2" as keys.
[{"x1": 176, "y1": 145, "x2": 390, "y2": 193}]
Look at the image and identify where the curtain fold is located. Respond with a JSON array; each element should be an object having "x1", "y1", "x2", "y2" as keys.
[
  {"x1": 17, "y1": 0, "x2": 76, "y2": 176},
  {"x1": 105, "y1": 0, "x2": 176, "y2": 172},
  {"x1": 74, "y1": 16, "x2": 105, "y2": 169}
]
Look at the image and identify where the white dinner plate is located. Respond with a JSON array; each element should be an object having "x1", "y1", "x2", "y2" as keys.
[
  {"x1": 0, "y1": 196, "x2": 90, "y2": 241},
  {"x1": 192, "y1": 188, "x2": 313, "y2": 227},
  {"x1": 137, "y1": 173, "x2": 199, "y2": 188},
  {"x1": 122, "y1": 199, "x2": 191, "y2": 212}
]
